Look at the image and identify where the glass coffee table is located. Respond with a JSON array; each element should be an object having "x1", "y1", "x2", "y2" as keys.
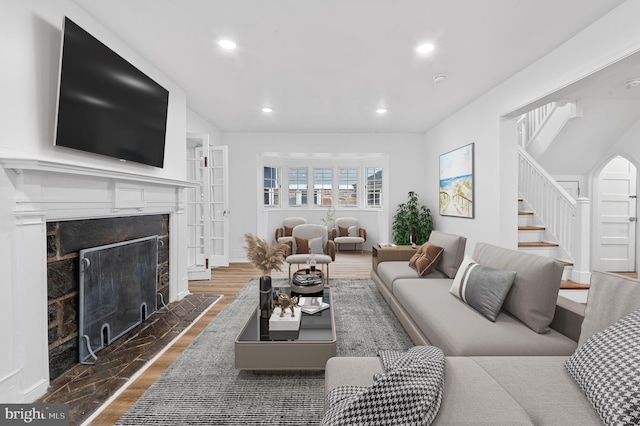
[{"x1": 234, "y1": 286, "x2": 336, "y2": 371}]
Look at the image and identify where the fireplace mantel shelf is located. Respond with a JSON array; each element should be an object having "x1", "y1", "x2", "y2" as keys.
[{"x1": 0, "y1": 157, "x2": 197, "y2": 188}]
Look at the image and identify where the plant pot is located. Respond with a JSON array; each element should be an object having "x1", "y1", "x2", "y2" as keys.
[{"x1": 259, "y1": 276, "x2": 273, "y2": 319}]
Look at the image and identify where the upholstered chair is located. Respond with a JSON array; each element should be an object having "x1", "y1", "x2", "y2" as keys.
[
  {"x1": 274, "y1": 217, "x2": 307, "y2": 243},
  {"x1": 331, "y1": 217, "x2": 367, "y2": 254},
  {"x1": 285, "y1": 224, "x2": 335, "y2": 281}
]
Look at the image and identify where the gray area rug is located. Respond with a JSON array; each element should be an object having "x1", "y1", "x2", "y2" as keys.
[{"x1": 117, "y1": 278, "x2": 413, "y2": 425}]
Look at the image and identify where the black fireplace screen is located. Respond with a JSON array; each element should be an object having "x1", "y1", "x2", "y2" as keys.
[{"x1": 79, "y1": 236, "x2": 159, "y2": 363}]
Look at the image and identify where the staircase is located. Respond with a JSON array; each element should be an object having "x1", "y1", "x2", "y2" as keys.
[{"x1": 517, "y1": 197, "x2": 573, "y2": 280}]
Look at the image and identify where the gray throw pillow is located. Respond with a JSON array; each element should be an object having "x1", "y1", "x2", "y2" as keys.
[
  {"x1": 449, "y1": 256, "x2": 516, "y2": 322},
  {"x1": 310, "y1": 236, "x2": 324, "y2": 255},
  {"x1": 565, "y1": 309, "x2": 640, "y2": 425}
]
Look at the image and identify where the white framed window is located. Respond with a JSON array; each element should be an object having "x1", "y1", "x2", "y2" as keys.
[
  {"x1": 263, "y1": 166, "x2": 280, "y2": 207},
  {"x1": 260, "y1": 155, "x2": 384, "y2": 210},
  {"x1": 366, "y1": 167, "x2": 382, "y2": 207},
  {"x1": 288, "y1": 167, "x2": 308, "y2": 206},
  {"x1": 339, "y1": 167, "x2": 358, "y2": 207},
  {"x1": 313, "y1": 168, "x2": 332, "y2": 206}
]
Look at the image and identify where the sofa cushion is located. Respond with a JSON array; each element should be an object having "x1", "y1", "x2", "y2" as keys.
[
  {"x1": 579, "y1": 270, "x2": 640, "y2": 346},
  {"x1": 310, "y1": 237, "x2": 324, "y2": 255},
  {"x1": 565, "y1": 309, "x2": 640, "y2": 426},
  {"x1": 295, "y1": 237, "x2": 310, "y2": 254},
  {"x1": 322, "y1": 347, "x2": 445, "y2": 426},
  {"x1": 377, "y1": 262, "x2": 447, "y2": 293},
  {"x1": 472, "y1": 243, "x2": 563, "y2": 334},
  {"x1": 339, "y1": 226, "x2": 349, "y2": 237},
  {"x1": 284, "y1": 225, "x2": 294, "y2": 237},
  {"x1": 427, "y1": 231, "x2": 467, "y2": 278},
  {"x1": 408, "y1": 243, "x2": 444, "y2": 276},
  {"x1": 449, "y1": 255, "x2": 515, "y2": 322},
  {"x1": 473, "y1": 356, "x2": 601, "y2": 425},
  {"x1": 393, "y1": 279, "x2": 577, "y2": 356},
  {"x1": 325, "y1": 356, "x2": 535, "y2": 426}
]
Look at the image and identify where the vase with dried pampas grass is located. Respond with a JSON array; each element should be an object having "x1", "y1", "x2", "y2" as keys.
[{"x1": 244, "y1": 233, "x2": 288, "y2": 318}]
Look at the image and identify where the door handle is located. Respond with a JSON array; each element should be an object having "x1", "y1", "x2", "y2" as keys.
[{"x1": 630, "y1": 217, "x2": 637, "y2": 222}]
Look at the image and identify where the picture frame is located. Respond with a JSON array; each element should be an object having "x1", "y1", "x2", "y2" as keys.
[{"x1": 439, "y1": 143, "x2": 474, "y2": 218}]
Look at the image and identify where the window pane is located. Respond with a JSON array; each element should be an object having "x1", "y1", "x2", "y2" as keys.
[
  {"x1": 366, "y1": 167, "x2": 382, "y2": 207},
  {"x1": 263, "y1": 166, "x2": 279, "y2": 206},
  {"x1": 339, "y1": 168, "x2": 358, "y2": 206},
  {"x1": 313, "y1": 168, "x2": 332, "y2": 206},
  {"x1": 289, "y1": 167, "x2": 308, "y2": 206}
]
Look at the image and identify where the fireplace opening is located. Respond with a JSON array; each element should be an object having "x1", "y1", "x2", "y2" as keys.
[{"x1": 47, "y1": 215, "x2": 169, "y2": 380}]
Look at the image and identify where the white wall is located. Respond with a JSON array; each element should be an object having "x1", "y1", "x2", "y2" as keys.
[
  {"x1": 0, "y1": 0, "x2": 188, "y2": 401},
  {"x1": 222, "y1": 133, "x2": 427, "y2": 261},
  {"x1": 423, "y1": 1, "x2": 640, "y2": 256},
  {"x1": 187, "y1": 108, "x2": 223, "y2": 146},
  {"x1": 611, "y1": 118, "x2": 640, "y2": 167}
]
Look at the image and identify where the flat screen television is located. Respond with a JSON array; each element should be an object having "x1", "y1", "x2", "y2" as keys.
[{"x1": 54, "y1": 17, "x2": 169, "y2": 168}]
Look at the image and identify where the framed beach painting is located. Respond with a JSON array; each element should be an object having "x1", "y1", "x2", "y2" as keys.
[{"x1": 439, "y1": 143, "x2": 474, "y2": 218}]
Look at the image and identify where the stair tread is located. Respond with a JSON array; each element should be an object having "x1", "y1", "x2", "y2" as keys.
[
  {"x1": 518, "y1": 241, "x2": 559, "y2": 248},
  {"x1": 518, "y1": 226, "x2": 545, "y2": 231},
  {"x1": 518, "y1": 211, "x2": 534, "y2": 215}
]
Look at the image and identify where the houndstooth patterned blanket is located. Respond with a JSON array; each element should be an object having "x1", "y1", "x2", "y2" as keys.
[{"x1": 322, "y1": 346, "x2": 445, "y2": 426}]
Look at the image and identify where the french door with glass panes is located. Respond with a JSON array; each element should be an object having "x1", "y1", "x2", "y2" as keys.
[
  {"x1": 186, "y1": 134, "x2": 229, "y2": 280},
  {"x1": 208, "y1": 145, "x2": 229, "y2": 267}
]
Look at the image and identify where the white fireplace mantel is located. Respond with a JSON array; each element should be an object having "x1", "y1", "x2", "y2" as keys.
[
  {"x1": 0, "y1": 157, "x2": 197, "y2": 188},
  {"x1": 0, "y1": 157, "x2": 195, "y2": 402}
]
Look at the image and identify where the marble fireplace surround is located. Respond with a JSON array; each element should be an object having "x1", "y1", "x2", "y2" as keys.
[{"x1": 0, "y1": 158, "x2": 195, "y2": 402}]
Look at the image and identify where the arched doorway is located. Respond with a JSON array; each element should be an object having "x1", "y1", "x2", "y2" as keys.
[{"x1": 593, "y1": 155, "x2": 638, "y2": 272}]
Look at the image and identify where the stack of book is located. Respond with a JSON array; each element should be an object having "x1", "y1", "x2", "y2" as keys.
[
  {"x1": 298, "y1": 297, "x2": 330, "y2": 315},
  {"x1": 293, "y1": 273, "x2": 323, "y2": 286}
]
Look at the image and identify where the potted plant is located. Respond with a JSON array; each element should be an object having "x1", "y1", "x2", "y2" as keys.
[
  {"x1": 392, "y1": 191, "x2": 434, "y2": 246},
  {"x1": 244, "y1": 233, "x2": 288, "y2": 318}
]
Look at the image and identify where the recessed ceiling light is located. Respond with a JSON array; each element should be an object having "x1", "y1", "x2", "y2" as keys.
[
  {"x1": 416, "y1": 43, "x2": 435, "y2": 54},
  {"x1": 218, "y1": 39, "x2": 237, "y2": 50},
  {"x1": 261, "y1": 107, "x2": 273, "y2": 113},
  {"x1": 376, "y1": 108, "x2": 387, "y2": 114},
  {"x1": 625, "y1": 78, "x2": 640, "y2": 89},
  {"x1": 433, "y1": 74, "x2": 447, "y2": 83}
]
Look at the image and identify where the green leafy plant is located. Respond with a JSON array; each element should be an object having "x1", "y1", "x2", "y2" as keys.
[
  {"x1": 319, "y1": 205, "x2": 335, "y2": 225},
  {"x1": 392, "y1": 191, "x2": 433, "y2": 245}
]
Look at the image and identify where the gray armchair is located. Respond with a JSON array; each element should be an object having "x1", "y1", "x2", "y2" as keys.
[
  {"x1": 275, "y1": 217, "x2": 307, "y2": 243},
  {"x1": 285, "y1": 224, "x2": 335, "y2": 281},
  {"x1": 331, "y1": 217, "x2": 366, "y2": 254}
]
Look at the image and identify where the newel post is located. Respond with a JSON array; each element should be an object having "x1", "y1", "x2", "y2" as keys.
[{"x1": 571, "y1": 197, "x2": 591, "y2": 284}]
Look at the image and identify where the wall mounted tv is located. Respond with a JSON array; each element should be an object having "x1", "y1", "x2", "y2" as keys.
[{"x1": 54, "y1": 17, "x2": 169, "y2": 168}]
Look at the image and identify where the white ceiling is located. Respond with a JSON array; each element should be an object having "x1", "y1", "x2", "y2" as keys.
[{"x1": 73, "y1": 0, "x2": 625, "y2": 133}]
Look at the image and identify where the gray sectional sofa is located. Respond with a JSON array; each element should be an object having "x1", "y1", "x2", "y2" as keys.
[
  {"x1": 372, "y1": 231, "x2": 581, "y2": 356},
  {"x1": 324, "y1": 232, "x2": 640, "y2": 425}
]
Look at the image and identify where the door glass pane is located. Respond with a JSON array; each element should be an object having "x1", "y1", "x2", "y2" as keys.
[{"x1": 186, "y1": 143, "x2": 206, "y2": 268}]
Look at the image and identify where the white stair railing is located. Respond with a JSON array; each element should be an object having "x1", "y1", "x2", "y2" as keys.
[
  {"x1": 518, "y1": 146, "x2": 576, "y2": 259},
  {"x1": 517, "y1": 102, "x2": 556, "y2": 147}
]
